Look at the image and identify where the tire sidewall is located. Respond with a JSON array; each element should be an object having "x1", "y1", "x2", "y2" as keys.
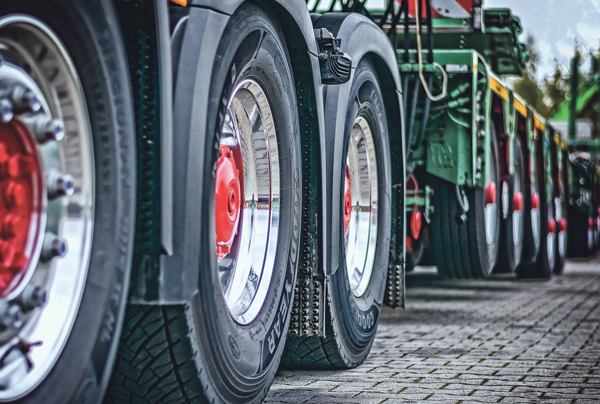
[
  {"x1": 470, "y1": 133, "x2": 500, "y2": 276},
  {"x1": 331, "y1": 60, "x2": 391, "y2": 357},
  {"x1": 193, "y1": 4, "x2": 301, "y2": 402},
  {"x1": 0, "y1": 1, "x2": 136, "y2": 403}
]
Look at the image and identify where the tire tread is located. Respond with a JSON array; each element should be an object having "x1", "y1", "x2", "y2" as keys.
[{"x1": 106, "y1": 305, "x2": 206, "y2": 404}]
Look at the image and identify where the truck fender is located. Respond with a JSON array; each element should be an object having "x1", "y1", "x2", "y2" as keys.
[
  {"x1": 130, "y1": 0, "x2": 326, "y2": 304},
  {"x1": 312, "y1": 12, "x2": 406, "y2": 278}
]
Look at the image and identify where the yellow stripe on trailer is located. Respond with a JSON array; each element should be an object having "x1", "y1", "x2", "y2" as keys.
[
  {"x1": 534, "y1": 115, "x2": 545, "y2": 132},
  {"x1": 553, "y1": 134, "x2": 560, "y2": 145},
  {"x1": 514, "y1": 98, "x2": 527, "y2": 117},
  {"x1": 489, "y1": 76, "x2": 508, "y2": 101}
]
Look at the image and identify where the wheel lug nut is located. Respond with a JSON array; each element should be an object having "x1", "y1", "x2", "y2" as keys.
[
  {"x1": 0, "y1": 303, "x2": 23, "y2": 329},
  {"x1": 31, "y1": 116, "x2": 64, "y2": 143},
  {"x1": 16, "y1": 285, "x2": 48, "y2": 311},
  {"x1": 10, "y1": 86, "x2": 41, "y2": 114},
  {"x1": 41, "y1": 232, "x2": 67, "y2": 262},
  {"x1": 0, "y1": 99, "x2": 13, "y2": 123},
  {"x1": 46, "y1": 169, "x2": 74, "y2": 199}
]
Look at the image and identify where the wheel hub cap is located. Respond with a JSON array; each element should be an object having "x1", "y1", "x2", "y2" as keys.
[
  {"x1": 343, "y1": 166, "x2": 351, "y2": 238},
  {"x1": 0, "y1": 16, "x2": 95, "y2": 399},
  {"x1": 0, "y1": 120, "x2": 43, "y2": 295},
  {"x1": 215, "y1": 145, "x2": 241, "y2": 259},
  {"x1": 484, "y1": 182, "x2": 496, "y2": 205},
  {"x1": 513, "y1": 192, "x2": 523, "y2": 212},
  {"x1": 531, "y1": 192, "x2": 540, "y2": 209},
  {"x1": 345, "y1": 116, "x2": 378, "y2": 298},
  {"x1": 217, "y1": 78, "x2": 280, "y2": 325},
  {"x1": 407, "y1": 175, "x2": 422, "y2": 241}
]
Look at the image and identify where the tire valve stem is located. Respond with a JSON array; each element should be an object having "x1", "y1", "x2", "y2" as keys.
[
  {"x1": 41, "y1": 232, "x2": 67, "y2": 262},
  {"x1": 16, "y1": 339, "x2": 42, "y2": 372}
]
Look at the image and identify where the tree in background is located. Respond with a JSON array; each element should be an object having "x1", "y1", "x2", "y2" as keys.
[
  {"x1": 544, "y1": 62, "x2": 568, "y2": 116},
  {"x1": 513, "y1": 35, "x2": 551, "y2": 117}
]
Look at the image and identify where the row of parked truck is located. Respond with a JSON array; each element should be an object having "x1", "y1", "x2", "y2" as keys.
[{"x1": 0, "y1": 0, "x2": 597, "y2": 402}]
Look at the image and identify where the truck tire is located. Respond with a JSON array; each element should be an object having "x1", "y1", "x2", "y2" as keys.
[
  {"x1": 518, "y1": 176, "x2": 555, "y2": 279},
  {"x1": 107, "y1": 4, "x2": 301, "y2": 404},
  {"x1": 283, "y1": 60, "x2": 391, "y2": 369},
  {"x1": 554, "y1": 183, "x2": 567, "y2": 274},
  {"x1": 430, "y1": 134, "x2": 501, "y2": 279},
  {"x1": 521, "y1": 147, "x2": 542, "y2": 265},
  {"x1": 497, "y1": 138, "x2": 525, "y2": 273},
  {"x1": 0, "y1": 1, "x2": 136, "y2": 403},
  {"x1": 567, "y1": 206, "x2": 593, "y2": 257}
]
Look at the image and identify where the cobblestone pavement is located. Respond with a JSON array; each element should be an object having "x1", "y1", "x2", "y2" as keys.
[{"x1": 266, "y1": 256, "x2": 600, "y2": 403}]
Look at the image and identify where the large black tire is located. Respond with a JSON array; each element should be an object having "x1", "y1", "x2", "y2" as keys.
[
  {"x1": 430, "y1": 135, "x2": 501, "y2": 279},
  {"x1": 567, "y1": 206, "x2": 594, "y2": 257},
  {"x1": 518, "y1": 173, "x2": 555, "y2": 279},
  {"x1": 497, "y1": 138, "x2": 525, "y2": 273},
  {"x1": 554, "y1": 182, "x2": 567, "y2": 274},
  {"x1": 282, "y1": 60, "x2": 391, "y2": 369},
  {"x1": 0, "y1": 1, "x2": 136, "y2": 403},
  {"x1": 520, "y1": 144, "x2": 542, "y2": 265},
  {"x1": 107, "y1": 5, "x2": 301, "y2": 404}
]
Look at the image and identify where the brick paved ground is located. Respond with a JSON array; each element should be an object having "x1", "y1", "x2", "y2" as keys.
[{"x1": 266, "y1": 255, "x2": 600, "y2": 403}]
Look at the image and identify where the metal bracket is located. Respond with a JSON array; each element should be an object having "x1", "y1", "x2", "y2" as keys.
[
  {"x1": 406, "y1": 185, "x2": 434, "y2": 223},
  {"x1": 314, "y1": 28, "x2": 352, "y2": 85}
]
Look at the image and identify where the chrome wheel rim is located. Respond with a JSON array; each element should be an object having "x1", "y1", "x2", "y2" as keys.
[
  {"x1": 0, "y1": 16, "x2": 94, "y2": 399},
  {"x1": 512, "y1": 158, "x2": 524, "y2": 246},
  {"x1": 345, "y1": 116, "x2": 378, "y2": 298},
  {"x1": 555, "y1": 195, "x2": 566, "y2": 257},
  {"x1": 546, "y1": 189, "x2": 555, "y2": 264},
  {"x1": 484, "y1": 148, "x2": 498, "y2": 245},
  {"x1": 530, "y1": 152, "x2": 541, "y2": 245},
  {"x1": 216, "y1": 78, "x2": 280, "y2": 325}
]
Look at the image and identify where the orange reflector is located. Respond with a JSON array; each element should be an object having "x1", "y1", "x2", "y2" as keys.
[{"x1": 170, "y1": 0, "x2": 187, "y2": 6}]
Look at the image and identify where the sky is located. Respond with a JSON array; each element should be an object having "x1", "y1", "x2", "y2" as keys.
[
  {"x1": 485, "y1": 0, "x2": 600, "y2": 80},
  {"x1": 320, "y1": 0, "x2": 600, "y2": 80}
]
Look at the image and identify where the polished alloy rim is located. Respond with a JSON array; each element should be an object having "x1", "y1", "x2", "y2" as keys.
[
  {"x1": 345, "y1": 116, "x2": 378, "y2": 298},
  {"x1": 216, "y1": 78, "x2": 280, "y2": 325},
  {"x1": 546, "y1": 180, "x2": 556, "y2": 264},
  {"x1": 512, "y1": 157, "x2": 523, "y2": 246},
  {"x1": 555, "y1": 194, "x2": 566, "y2": 257},
  {"x1": 0, "y1": 16, "x2": 94, "y2": 399},
  {"x1": 530, "y1": 152, "x2": 541, "y2": 244},
  {"x1": 483, "y1": 148, "x2": 498, "y2": 245}
]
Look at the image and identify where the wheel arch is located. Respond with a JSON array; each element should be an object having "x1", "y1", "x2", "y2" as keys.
[
  {"x1": 311, "y1": 12, "x2": 405, "y2": 283},
  {"x1": 128, "y1": 0, "x2": 327, "y2": 304}
]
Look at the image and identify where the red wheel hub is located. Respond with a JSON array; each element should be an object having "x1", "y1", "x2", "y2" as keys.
[
  {"x1": 513, "y1": 192, "x2": 523, "y2": 212},
  {"x1": 407, "y1": 175, "x2": 422, "y2": 241},
  {"x1": 559, "y1": 218, "x2": 567, "y2": 233},
  {"x1": 484, "y1": 182, "x2": 496, "y2": 205},
  {"x1": 343, "y1": 166, "x2": 352, "y2": 237},
  {"x1": 215, "y1": 145, "x2": 242, "y2": 259},
  {"x1": 548, "y1": 219, "x2": 556, "y2": 234},
  {"x1": 0, "y1": 122, "x2": 42, "y2": 295},
  {"x1": 531, "y1": 192, "x2": 540, "y2": 210}
]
